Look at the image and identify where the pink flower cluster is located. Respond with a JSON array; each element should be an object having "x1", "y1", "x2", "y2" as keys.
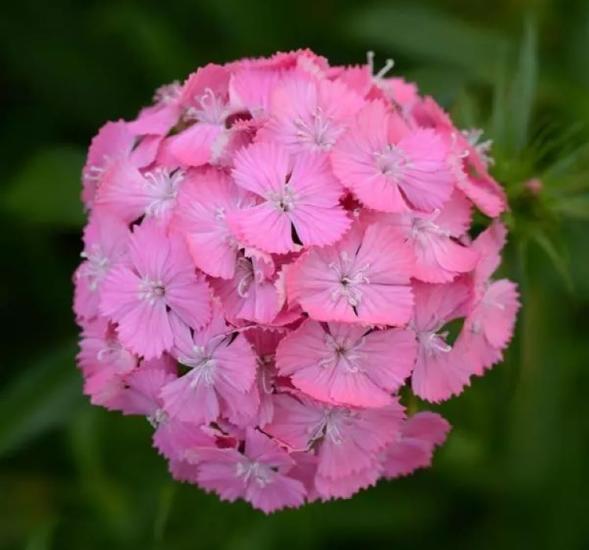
[{"x1": 74, "y1": 49, "x2": 520, "y2": 513}]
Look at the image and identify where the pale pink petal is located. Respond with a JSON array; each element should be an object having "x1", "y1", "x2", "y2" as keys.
[
  {"x1": 166, "y1": 123, "x2": 223, "y2": 167},
  {"x1": 231, "y1": 202, "x2": 295, "y2": 254},
  {"x1": 276, "y1": 320, "x2": 416, "y2": 407},
  {"x1": 411, "y1": 346, "x2": 471, "y2": 403},
  {"x1": 172, "y1": 168, "x2": 253, "y2": 279},
  {"x1": 232, "y1": 140, "x2": 290, "y2": 196},
  {"x1": 94, "y1": 159, "x2": 149, "y2": 222},
  {"x1": 287, "y1": 222, "x2": 414, "y2": 325},
  {"x1": 381, "y1": 412, "x2": 450, "y2": 478},
  {"x1": 315, "y1": 464, "x2": 380, "y2": 500}
]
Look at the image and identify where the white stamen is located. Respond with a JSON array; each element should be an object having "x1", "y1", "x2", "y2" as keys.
[
  {"x1": 236, "y1": 460, "x2": 274, "y2": 487},
  {"x1": 153, "y1": 81, "x2": 181, "y2": 106},
  {"x1": 138, "y1": 277, "x2": 166, "y2": 305},
  {"x1": 79, "y1": 244, "x2": 110, "y2": 291},
  {"x1": 147, "y1": 408, "x2": 168, "y2": 428},
  {"x1": 268, "y1": 184, "x2": 297, "y2": 213},
  {"x1": 374, "y1": 145, "x2": 409, "y2": 178},
  {"x1": 143, "y1": 168, "x2": 184, "y2": 218},
  {"x1": 419, "y1": 330, "x2": 452, "y2": 356},
  {"x1": 186, "y1": 88, "x2": 230, "y2": 125},
  {"x1": 367, "y1": 51, "x2": 395, "y2": 81},
  {"x1": 329, "y1": 252, "x2": 370, "y2": 308},
  {"x1": 293, "y1": 107, "x2": 340, "y2": 151}
]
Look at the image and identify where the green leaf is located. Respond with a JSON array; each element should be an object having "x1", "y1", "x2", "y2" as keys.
[
  {"x1": 2, "y1": 146, "x2": 85, "y2": 228},
  {"x1": 553, "y1": 194, "x2": 589, "y2": 221},
  {"x1": 346, "y1": 3, "x2": 510, "y2": 84},
  {"x1": 509, "y1": 17, "x2": 538, "y2": 152},
  {"x1": 532, "y1": 231, "x2": 573, "y2": 291},
  {"x1": 0, "y1": 341, "x2": 82, "y2": 457},
  {"x1": 69, "y1": 408, "x2": 133, "y2": 540}
]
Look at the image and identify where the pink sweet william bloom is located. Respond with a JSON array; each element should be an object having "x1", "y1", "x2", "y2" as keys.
[
  {"x1": 370, "y1": 190, "x2": 478, "y2": 283},
  {"x1": 331, "y1": 101, "x2": 454, "y2": 213},
  {"x1": 210, "y1": 252, "x2": 284, "y2": 324},
  {"x1": 127, "y1": 80, "x2": 184, "y2": 137},
  {"x1": 82, "y1": 120, "x2": 135, "y2": 208},
  {"x1": 100, "y1": 220, "x2": 211, "y2": 359},
  {"x1": 228, "y1": 68, "x2": 284, "y2": 119},
  {"x1": 75, "y1": 49, "x2": 519, "y2": 511},
  {"x1": 231, "y1": 141, "x2": 350, "y2": 253},
  {"x1": 287, "y1": 222, "x2": 414, "y2": 325},
  {"x1": 456, "y1": 222, "x2": 520, "y2": 375},
  {"x1": 411, "y1": 97, "x2": 506, "y2": 217},
  {"x1": 265, "y1": 394, "x2": 404, "y2": 484},
  {"x1": 275, "y1": 319, "x2": 416, "y2": 407},
  {"x1": 410, "y1": 280, "x2": 472, "y2": 403},
  {"x1": 257, "y1": 74, "x2": 364, "y2": 153},
  {"x1": 172, "y1": 168, "x2": 255, "y2": 279},
  {"x1": 74, "y1": 211, "x2": 129, "y2": 320},
  {"x1": 380, "y1": 411, "x2": 450, "y2": 478},
  {"x1": 77, "y1": 317, "x2": 137, "y2": 410},
  {"x1": 116, "y1": 358, "x2": 220, "y2": 462},
  {"x1": 196, "y1": 428, "x2": 306, "y2": 513},
  {"x1": 95, "y1": 160, "x2": 185, "y2": 224},
  {"x1": 160, "y1": 305, "x2": 257, "y2": 425},
  {"x1": 244, "y1": 327, "x2": 286, "y2": 426},
  {"x1": 164, "y1": 64, "x2": 244, "y2": 168}
]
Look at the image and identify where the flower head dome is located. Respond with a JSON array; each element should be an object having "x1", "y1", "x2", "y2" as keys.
[{"x1": 74, "y1": 49, "x2": 518, "y2": 513}]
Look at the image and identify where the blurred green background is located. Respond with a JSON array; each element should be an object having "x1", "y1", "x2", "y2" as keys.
[{"x1": 2, "y1": 0, "x2": 589, "y2": 548}]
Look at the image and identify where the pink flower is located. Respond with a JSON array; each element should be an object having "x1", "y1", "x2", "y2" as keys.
[
  {"x1": 128, "y1": 80, "x2": 184, "y2": 137},
  {"x1": 265, "y1": 393, "x2": 404, "y2": 482},
  {"x1": 228, "y1": 68, "x2": 283, "y2": 119},
  {"x1": 100, "y1": 220, "x2": 211, "y2": 359},
  {"x1": 380, "y1": 412, "x2": 450, "y2": 478},
  {"x1": 196, "y1": 428, "x2": 306, "y2": 513},
  {"x1": 75, "y1": 49, "x2": 519, "y2": 511},
  {"x1": 410, "y1": 280, "x2": 473, "y2": 402},
  {"x1": 74, "y1": 212, "x2": 129, "y2": 320},
  {"x1": 258, "y1": 74, "x2": 364, "y2": 153},
  {"x1": 244, "y1": 327, "x2": 286, "y2": 426},
  {"x1": 160, "y1": 305, "x2": 257, "y2": 425},
  {"x1": 95, "y1": 160, "x2": 185, "y2": 224},
  {"x1": 231, "y1": 141, "x2": 350, "y2": 253},
  {"x1": 82, "y1": 120, "x2": 135, "y2": 208},
  {"x1": 411, "y1": 97, "x2": 506, "y2": 217},
  {"x1": 172, "y1": 168, "x2": 255, "y2": 279},
  {"x1": 369, "y1": 190, "x2": 478, "y2": 283},
  {"x1": 455, "y1": 222, "x2": 520, "y2": 375},
  {"x1": 164, "y1": 64, "x2": 244, "y2": 168},
  {"x1": 331, "y1": 101, "x2": 454, "y2": 213},
  {"x1": 210, "y1": 251, "x2": 284, "y2": 324},
  {"x1": 276, "y1": 320, "x2": 416, "y2": 407},
  {"x1": 77, "y1": 317, "x2": 137, "y2": 410},
  {"x1": 287, "y1": 222, "x2": 414, "y2": 325}
]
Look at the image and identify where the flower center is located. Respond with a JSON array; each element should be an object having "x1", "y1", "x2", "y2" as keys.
[
  {"x1": 139, "y1": 277, "x2": 166, "y2": 305},
  {"x1": 418, "y1": 330, "x2": 452, "y2": 357},
  {"x1": 236, "y1": 257, "x2": 265, "y2": 298},
  {"x1": 80, "y1": 245, "x2": 110, "y2": 291},
  {"x1": 375, "y1": 145, "x2": 408, "y2": 179},
  {"x1": 180, "y1": 345, "x2": 217, "y2": 387},
  {"x1": 329, "y1": 252, "x2": 370, "y2": 308},
  {"x1": 186, "y1": 88, "x2": 229, "y2": 125},
  {"x1": 321, "y1": 333, "x2": 365, "y2": 373},
  {"x1": 143, "y1": 168, "x2": 184, "y2": 218},
  {"x1": 294, "y1": 108, "x2": 340, "y2": 151},
  {"x1": 268, "y1": 183, "x2": 296, "y2": 213},
  {"x1": 236, "y1": 460, "x2": 274, "y2": 487}
]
